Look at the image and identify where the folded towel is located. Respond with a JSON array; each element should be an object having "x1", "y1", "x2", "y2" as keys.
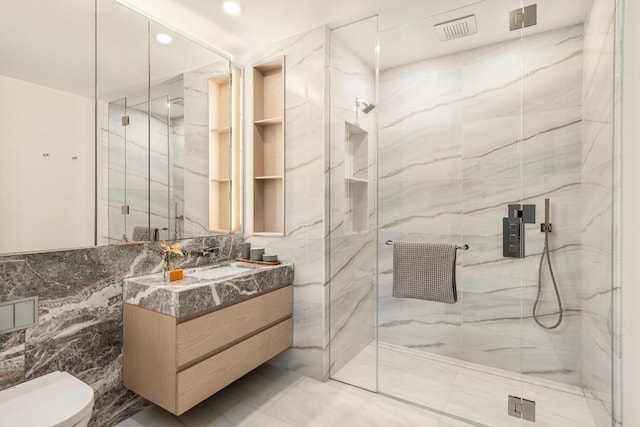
[
  {"x1": 132, "y1": 226, "x2": 159, "y2": 241},
  {"x1": 392, "y1": 241, "x2": 457, "y2": 303}
]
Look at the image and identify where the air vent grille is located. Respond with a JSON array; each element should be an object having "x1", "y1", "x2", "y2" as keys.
[{"x1": 434, "y1": 15, "x2": 478, "y2": 41}]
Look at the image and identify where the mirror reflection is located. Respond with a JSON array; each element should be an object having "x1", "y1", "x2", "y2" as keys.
[{"x1": 0, "y1": 0, "x2": 242, "y2": 255}]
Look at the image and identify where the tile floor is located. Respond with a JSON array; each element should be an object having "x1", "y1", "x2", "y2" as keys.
[
  {"x1": 116, "y1": 363, "x2": 467, "y2": 427},
  {"x1": 117, "y1": 343, "x2": 599, "y2": 427},
  {"x1": 332, "y1": 342, "x2": 598, "y2": 427}
]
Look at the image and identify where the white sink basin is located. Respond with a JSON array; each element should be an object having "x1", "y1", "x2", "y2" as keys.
[{"x1": 187, "y1": 265, "x2": 253, "y2": 280}]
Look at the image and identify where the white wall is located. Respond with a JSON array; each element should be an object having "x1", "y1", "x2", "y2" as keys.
[{"x1": 0, "y1": 75, "x2": 94, "y2": 253}]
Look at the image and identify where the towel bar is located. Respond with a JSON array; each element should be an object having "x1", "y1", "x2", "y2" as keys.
[{"x1": 385, "y1": 240, "x2": 469, "y2": 251}]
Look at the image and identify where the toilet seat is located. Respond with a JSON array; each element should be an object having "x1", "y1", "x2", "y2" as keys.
[{"x1": 0, "y1": 371, "x2": 94, "y2": 427}]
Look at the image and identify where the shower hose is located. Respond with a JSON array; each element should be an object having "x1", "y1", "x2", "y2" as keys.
[{"x1": 532, "y1": 198, "x2": 563, "y2": 329}]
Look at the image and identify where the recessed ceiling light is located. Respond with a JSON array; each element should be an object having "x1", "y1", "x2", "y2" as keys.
[
  {"x1": 155, "y1": 33, "x2": 173, "y2": 45},
  {"x1": 223, "y1": 1, "x2": 242, "y2": 16}
]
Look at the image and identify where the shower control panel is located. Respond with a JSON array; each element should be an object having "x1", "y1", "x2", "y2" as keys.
[{"x1": 503, "y1": 204, "x2": 536, "y2": 258}]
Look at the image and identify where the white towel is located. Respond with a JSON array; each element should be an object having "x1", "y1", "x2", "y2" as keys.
[{"x1": 392, "y1": 241, "x2": 457, "y2": 303}]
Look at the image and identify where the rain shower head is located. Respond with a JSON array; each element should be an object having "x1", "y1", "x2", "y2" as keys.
[{"x1": 356, "y1": 97, "x2": 376, "y2": 114}]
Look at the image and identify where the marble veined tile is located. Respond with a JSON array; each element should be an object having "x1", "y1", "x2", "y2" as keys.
[
  {"x1": 119, "y1": 363, "x2": 445, "y2": 427},
  {"x1": 336, "y1": 343, "x2": 596, "y2": 426},
  {"x1": 379, "y1": 123, "x2": 463, "y2": 182}
]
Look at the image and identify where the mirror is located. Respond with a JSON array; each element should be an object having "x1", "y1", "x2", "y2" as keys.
[{"x1": 0, "y1": 0, "x2": 242, "y2": 255}]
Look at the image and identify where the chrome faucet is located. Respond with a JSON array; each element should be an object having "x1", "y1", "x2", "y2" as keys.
[{"x1": 200, "y1": 246, "x2": 220, "y2": 257}]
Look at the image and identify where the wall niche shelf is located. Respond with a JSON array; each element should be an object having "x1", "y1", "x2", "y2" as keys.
[
  {"x1": 208, "y1": 67, "x2": 242, "y2": 234},
  {"x1": 253, "y1": 57, "x2": 285, "y2": 236},
  {"x1": 345, "y1": 121, "x2": 369, "y2": 234}
]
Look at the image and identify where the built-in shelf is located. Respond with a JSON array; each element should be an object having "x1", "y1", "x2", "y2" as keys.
[
  {"x1": 345, "y1": 121, "x2": 369, "y2": 234},
  {"x1": 210, "y1": 126, "x2": 231, "y2": 134},
  {"x1": 254, "y1": 117, "x2": 283, "y2": 126},
  {"x1": 208, "y1": 68, "x2": 242, "y2": 233},
  {"x1": 345, "y1": 176, "x2": 368, "y2": 184},
  {"x1": 253, "y1": 57, "x2": 285, "y2": 236}
]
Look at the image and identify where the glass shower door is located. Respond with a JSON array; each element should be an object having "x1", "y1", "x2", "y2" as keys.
[
  {"x1": 328, "y1": 2, "x2": 615, "y2": 426},
  {"x1": 374, "y1": 5, "x2": 526, "y2": 421},
  {"x1": 328, "y1": 16, "x2": 378, "y2": 392},
  {"x1": 107, "y1": 97, "x2": 127, "y2": 243},
  {"x1": 122, "y1": 100, "x2": 151, "y2": 241},
  {"x1": 149, "y1": 96, "x2": 171, "y2": 241}
]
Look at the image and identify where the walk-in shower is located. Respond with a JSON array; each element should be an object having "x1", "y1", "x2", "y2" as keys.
[{"x1": 328, "y1": 1, "x2": 617, "y2": 426}]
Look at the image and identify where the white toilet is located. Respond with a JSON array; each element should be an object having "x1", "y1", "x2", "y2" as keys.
[{"x1": 0, "y1": 371, "x2": 94, "y2": 427}]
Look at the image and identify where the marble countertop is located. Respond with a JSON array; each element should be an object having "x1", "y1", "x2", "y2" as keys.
[{"x1": 123, "y1": 261, "x2": 294, "y2": 318}]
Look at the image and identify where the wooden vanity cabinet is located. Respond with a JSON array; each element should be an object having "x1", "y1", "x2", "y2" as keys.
[{"x1": 123, "y1": 285, "x2": 293, "y2": 415}]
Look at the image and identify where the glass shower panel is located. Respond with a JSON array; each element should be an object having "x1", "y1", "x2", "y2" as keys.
[
  {"x1": 328, "y1": 16, "x2": 378, "y2": 392},
  {"x1": 457, "y1": 12, "x2": 526, "y2": 426},
  {"x1": 124, "y1": 99, "x2": 151, "y2": 240},
  {"x1": 326, "y1": 2, "x2": 615, "y2": 426},
  {"x1": 376, "y1": 2, "x2": 525, "y2": 425},
  {"x1": 520, "y1": 1, "x2": 615, "y2": 426},
  {"x1": 149, "y1": 96, "x2": 171, "y2": 241},
  {"x1": 107, "y1": 98, "x2": 127, "y2": 244}
]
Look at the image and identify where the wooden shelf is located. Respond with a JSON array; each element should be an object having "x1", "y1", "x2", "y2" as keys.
[
  {"x1": 253, "y1": 57, "x2": 285, "y2": 236},
  {"x1": 254, "y1": 117, "x2": 283, "y2": 126},
  {"x1": 210, "y1": 127, "x2": 230, "y2": 134},
  {"x1": 208, "y1": 69, "x2": 242, "y2": 232}
]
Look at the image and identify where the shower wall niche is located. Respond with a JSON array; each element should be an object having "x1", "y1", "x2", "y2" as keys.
[{"x1": 344, "y1": 122, "x2": 369, "y2": 234}]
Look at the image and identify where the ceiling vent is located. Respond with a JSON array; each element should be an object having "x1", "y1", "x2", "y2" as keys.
[{"x1": 434, "y1": 15, "x2": 478, "y2": 41}]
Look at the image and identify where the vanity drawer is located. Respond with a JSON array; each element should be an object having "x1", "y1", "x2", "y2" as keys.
[
  {"x1": 176, "y1": 285, "x2": 292, "y2": 366},
  {"x1": 176, "y1": 317, "x2": 293, "y2": 415}
]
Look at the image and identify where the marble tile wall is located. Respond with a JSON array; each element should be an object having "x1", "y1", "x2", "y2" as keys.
[
  {"x1": 327, "y1": 22, "x2": 377, "y2": 388},
  {"x1": 241, "y1": 27, "x2": 329, "y2": 380},
  {"x1": 182, "y1": 61, "x2": 230, "y2": 237},
  {"x1": 377, "y1": 25, "x2": 587, "y2": 386},
  {"x1": 581, "y1": 0, "x2": 616, "y2": 425},
  {"x1": 0, "y1": 233, "x2": 242, "y2": 427}
]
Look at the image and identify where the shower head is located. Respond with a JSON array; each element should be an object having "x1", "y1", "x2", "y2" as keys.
[
  {"x1": 355, "y1": 97, "x2": 376, "y2": 114},
  {"x1": 362, "y1": 103, "x2": 376, "y2": 114}
]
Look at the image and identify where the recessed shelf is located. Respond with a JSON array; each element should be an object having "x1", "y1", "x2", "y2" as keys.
[
  {"x1": 345, "y1": 121, "x2": 369, "y2": 234},
  {"x1": 253, "y1": 57, "x2": 285, "y2": 236},
  {"x1": 210, "y1": 127, "x2": 231, "y2": 134},
  {"x1": 345, "y1": 177, "x2": 368, "y2": 184},
  {"x1": 208, "y1": 71, "x2": 234, "y2": 233},
  {"x1": 254, "y1": 117, "x2": 283, "y2": 126}
]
